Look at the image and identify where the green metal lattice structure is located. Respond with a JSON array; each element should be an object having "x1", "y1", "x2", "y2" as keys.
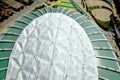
[{"x1": 0, "y1": 7, "x2": 120, "y2": 80}]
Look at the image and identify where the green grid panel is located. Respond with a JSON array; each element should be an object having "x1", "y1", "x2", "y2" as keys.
[
  {"x1": 88, "y1": 33, "x2": 105, "y2": 40},
  {"x1": 76, "y1": 16, "x2": 88, "y2": 24},
  {"x1": 20, "y1": 17, "x2": 32, "y2": 23},
  {"x1": 7, "y1": 27, "x2": 23, "y2": 34},
  {"x1": 80, "y1": 21, "x2": 96, "y2": 28},
  {"x1": 0, "y1": 43, "x2": 14, "y2": 49},
  {"x1": 13, "y1": 22, "x2": 27, "y2": 28},
  {"x1": 0, "y1": 70, "x2": 7, "y2": 80},
  {"x1": 0, "y1": 59, "x2": 8, "y2": 69},
  {"x1": 66, "y1": 10, "x2": 76, "y2": 16},
  {"x1": 70, "y1": 13, "x2": 80, "y2": 19},
  {"x1": 61, "y1": 8, "x2": 69, "y2": 14},
  {"x1": 38, "y1": 8, "x2": 47, "y2": 14},
  {"x1": 98, "y1": 68, "x2": 120, "y2": 80},
  {"x1": 98, "y1": 58, "x2": 119, "y2": 69},
  {"x1": 0, "y1": 51, "x2": 11, "y2": 58},
  {"x1": 84, "y1": 27, "x2": 100, "y2": 33},
  {"x1": 27, "y1": 13, "x2": 38, "y2": 19},
  {"x1": 0, "y1": 35, "x2": 18, "y2": 41},
  {"x1": 56, "y1": 7, "x2": 65, "y2": 13},
  {"x1": 34, "y1": 10, "x2": 44, "y2": 16},
  {"x1": 44, "y1": 8, "x2": 52, "y2": 13},
  {"x1": 51, "y1": 7, "x2": 58, "y2": 13},
  {"x1": 92, "y1": 41, "x2": 110, "y2": 47},
  {"x1": 95, "y1": 49, "x2": 116, "y2": 57}
]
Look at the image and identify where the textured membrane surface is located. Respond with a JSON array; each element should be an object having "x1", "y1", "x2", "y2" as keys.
[{"x1": 6, "y1": 13, "x2": 98, "y2": 80}]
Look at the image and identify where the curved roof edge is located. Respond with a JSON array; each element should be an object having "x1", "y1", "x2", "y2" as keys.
[{"x1": 0, "y1": 7, "x2": 120, "y2": 80}]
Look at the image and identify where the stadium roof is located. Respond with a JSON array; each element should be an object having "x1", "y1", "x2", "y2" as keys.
[
  {"x1": 6, "y1": 13, "x2": 98, "y2": 80},
  {"x1": 0, "y1": 7, "x2": 120, "y2": 80}
]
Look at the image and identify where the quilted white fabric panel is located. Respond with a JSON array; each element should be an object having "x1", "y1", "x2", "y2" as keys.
[{"x1": 6, "y1": 13, "x2": 98, "y2": 80}]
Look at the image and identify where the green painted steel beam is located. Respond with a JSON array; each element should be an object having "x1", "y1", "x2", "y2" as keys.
[
  {"x1": 56, "y1": 4, "x2": 75, "y2": 8},
  {"x1": 70, "y1": 0, "x2": 89, "y2": 18},
  {"x1": 61, "y1": 1, "x2": 71, "y2": 4}
]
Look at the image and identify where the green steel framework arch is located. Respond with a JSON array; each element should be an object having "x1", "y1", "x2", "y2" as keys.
[{"x1": 0, "y1": 7, "x2": 120, "y2": 80}]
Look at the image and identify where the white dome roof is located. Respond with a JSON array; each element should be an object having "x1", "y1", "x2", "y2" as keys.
[{"x1": 6, "y1": 13, "x2": 98, "y2": 80}]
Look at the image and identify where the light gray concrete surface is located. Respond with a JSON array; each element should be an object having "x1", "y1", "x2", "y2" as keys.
[{"x1": 0, "y1": 0, "x2": 46, "y2": 35}]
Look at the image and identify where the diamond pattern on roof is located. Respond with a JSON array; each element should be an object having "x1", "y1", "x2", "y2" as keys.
[{"x1": 6, "y1": 13, "x2": 98, "y2": 80}]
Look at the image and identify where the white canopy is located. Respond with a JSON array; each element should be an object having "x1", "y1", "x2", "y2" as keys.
[{"x1": 6, "y1": 13, "x2": 98, "y2": 80}]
